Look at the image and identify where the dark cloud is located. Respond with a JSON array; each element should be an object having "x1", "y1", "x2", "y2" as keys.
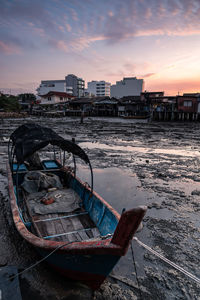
[{"x1": 0, "y1": 0, "x2": 56, "y2": 31}]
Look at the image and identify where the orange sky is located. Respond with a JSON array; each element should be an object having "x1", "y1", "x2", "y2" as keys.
[{"x1": 0, "y1": 0, "x2": 200, "y2": 95}]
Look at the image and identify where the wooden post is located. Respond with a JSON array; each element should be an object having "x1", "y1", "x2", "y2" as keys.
[{"x1": 80, "y1": 110, "x2": 84, "y2": 124}]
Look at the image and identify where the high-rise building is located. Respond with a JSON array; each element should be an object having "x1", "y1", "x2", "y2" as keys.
[
  {"x1": 111, "y1": 77, "x2": 144, "y2": 98},
  {"x1": 36, "y1": 74, "x2": 85, "y2": 97},
  {"x1": 65, "y1": 74, "x2": 85, "y2": 98},
  {"x1": 87, "y1": 81, "x2": 111, "y2": 97}
]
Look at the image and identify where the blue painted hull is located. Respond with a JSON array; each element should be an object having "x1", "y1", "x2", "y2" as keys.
[{"x1": 37, "y1": 248, "x2": 120, "y2": 289}]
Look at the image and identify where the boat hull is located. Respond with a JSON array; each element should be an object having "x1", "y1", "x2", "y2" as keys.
[
  {"x1": 7, "y1": 160, "x2": 146, "y2": 290},
  {"x1": 38, "y1": 248, "x2": 120, "y2": 289}
]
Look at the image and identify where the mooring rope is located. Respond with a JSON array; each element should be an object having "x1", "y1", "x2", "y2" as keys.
[
  {"x1": 6, "y1": 240, "x2": 78, "y2": 282},
  {"x1": 133, "y1": 237, "x2": 200, "y2": 285},
  {"x1": 130, "y1": 241, "x2": 142, "y2": 299}
]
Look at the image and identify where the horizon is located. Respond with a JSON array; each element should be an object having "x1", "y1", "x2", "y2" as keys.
[{"x1": 1, "y1": 0, "x2": 200, "y2": 96}]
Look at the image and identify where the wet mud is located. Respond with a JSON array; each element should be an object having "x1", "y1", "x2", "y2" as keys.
[{"x1": 0, "y1": 116, "x2": 199, "y2": 299}]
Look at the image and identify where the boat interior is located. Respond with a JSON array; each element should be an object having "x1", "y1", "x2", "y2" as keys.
[{"x1": 12, "y1": 159, "x2": 118, "y2": 243}]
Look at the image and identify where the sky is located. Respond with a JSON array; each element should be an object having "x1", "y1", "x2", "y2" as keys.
[{"x1": 0, "y1": 0, "x2": 200, "y2": 96}]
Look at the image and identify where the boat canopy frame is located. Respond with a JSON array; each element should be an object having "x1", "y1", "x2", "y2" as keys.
[{"x1": 8, "y1": 123, "x2": 94, "y2": 197}]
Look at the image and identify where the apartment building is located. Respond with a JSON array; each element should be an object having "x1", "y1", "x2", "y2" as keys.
[
  {"x1": 111, "y1": 77, "x2": 144, "y2": 98},
  {"x1": 87, "y1": 81, "x2": 111, "y2": 97},
  {"x1": 65, "y1": 74, "x2": 85, "y2": 98},
  {"x1": 36, "y1": 74, "x2": 85, "y2": 97},
  {"x1": 36, "y1": 80, "x2": 66, "y2": 96}
]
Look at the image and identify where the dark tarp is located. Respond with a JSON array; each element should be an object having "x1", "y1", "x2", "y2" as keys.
[{"x1": 10, "y1": 123, "x2": 90, "y2": 164}]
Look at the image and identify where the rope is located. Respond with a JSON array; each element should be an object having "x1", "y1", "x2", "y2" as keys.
[
  {"x1": 133, "y1": 237, "x2": 200, "y2": 285},
  {"x1": 6, "y1": 240, "x2": 78, "y2": 282},
  {"x1": 131, "y1": 242, "x2": 142, "y2": 299}
]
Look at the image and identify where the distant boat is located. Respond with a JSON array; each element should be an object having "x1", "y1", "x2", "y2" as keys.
[{"x1": 7, "y1": 123, "x2": 146, "y2": 290}]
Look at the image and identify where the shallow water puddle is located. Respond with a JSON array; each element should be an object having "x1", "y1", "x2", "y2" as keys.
[
  {"x1": 79, "y1": 141, "x2": 200, "y2": 157},
  {"x1": 76, "y1": 166, "x2": 152, "y2": 213}
]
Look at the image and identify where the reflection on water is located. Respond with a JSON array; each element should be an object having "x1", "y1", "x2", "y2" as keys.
[
  {"x1": 76, "y1": 166, "x2": 151, "y2": 213},
  {"x1": 79, "y1": 141, "x2": 200, "y2": 157},
  {"x1": 85, "y1": 116, "x2": 148, "y2": 124},
  {"x1": 76, "y1": 166, "x2": 176, "y2": 280}
]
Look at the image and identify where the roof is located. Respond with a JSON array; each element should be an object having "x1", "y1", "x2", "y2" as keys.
[
  {"x1": 69, "y1": 98, "x2": 94, "y2": 105},
  {"x1": 141, "y1": 91, "x2": 164, "y2": 96},
  {"x1": 94, "y1": 100, "x2": 118, "y2": 105},
  {"x1": 10, "y1": 123, "x2": 90, "y2": 164},
  {"x1": 120, "y1": 96, "x2": 141, "y2": 101},
  {"x1": 41, "y1": 91, "x2": 74, "y2": 98}
]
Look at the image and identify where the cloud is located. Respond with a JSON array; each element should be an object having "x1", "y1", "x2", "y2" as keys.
[
  {"x1": 48, "y1": 39, "x2": 69, "y2": 52},
  {"x1": 142, "y1": 73, "x2": 155, "y2": 78},
  {"x1": 0, "y1": 0, "x2": 56, "y2": 31},
  {"x1": 0, "y1": 41, "x2": 21, "y2": 55},
  {"x1": 2, "y1": 0, "x2": 200, "y2": 54},
  {"x1": 70, "y1": 8, "x2": 78, "y2": 21},
  {"x1": 48, "y1": 34, "x2": 105, "y2": 53},
  {"x1": 123, "y1": 62, "x2": 136, "y2": 72},
  {"x1": 91, "y1": 0, "x2": 200, "y2": 44},
  {"x1": 105, "y1": 70, "x2": 128, "y2": 81},
  {"x1": 0, "y1": 32, "x2": 37, "y2": 55},
  {"x1": 65, "y1": 23, "x2": 72, "y2": 32}
]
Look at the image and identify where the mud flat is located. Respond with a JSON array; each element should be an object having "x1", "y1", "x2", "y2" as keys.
[{"x1": 0, "y1": 116, "x2": 199, "y2": 299}]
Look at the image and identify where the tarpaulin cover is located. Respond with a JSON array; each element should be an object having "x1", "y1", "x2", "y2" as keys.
[{"x1": 10, "y1": 123, "x2": 90, "y2": 164}]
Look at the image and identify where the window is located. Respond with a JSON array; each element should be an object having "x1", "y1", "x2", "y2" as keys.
[
  {"x1": 48, "y1": 97, "x2": 51, "y2": 101},
  {"x1": 183, "y1": 101, "x2": 192, "y2": 107},
  {"x1": 60, "y1": 97, "x2": 63, "y2": 100}
]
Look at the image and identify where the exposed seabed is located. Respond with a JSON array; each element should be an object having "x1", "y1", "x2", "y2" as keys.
[{"x1": 0, "y1": 116, "x2": 199, "y2": 299}]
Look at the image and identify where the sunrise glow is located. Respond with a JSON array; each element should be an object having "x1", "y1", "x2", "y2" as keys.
[{"x1": 0, "y1": 0, "x2": 200, "y2": 95}]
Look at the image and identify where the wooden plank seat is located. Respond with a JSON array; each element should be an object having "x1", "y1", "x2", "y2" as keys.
[
  {"x1": 32, "y1": 209, "x2": 101, "y2": 242},
  {"x1": 20, "y1": 167, "x2": 102, "y2": 243}
]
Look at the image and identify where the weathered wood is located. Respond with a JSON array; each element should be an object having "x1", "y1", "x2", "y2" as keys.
[
  {"x1": 32, "y1": 209, "x2": 100, "y2": 242},
  {"x1": 23, "y1": 191, "x2": 42, "y2": 238}
]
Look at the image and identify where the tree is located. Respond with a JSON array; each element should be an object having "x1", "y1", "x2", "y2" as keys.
[
  {"x1": 0, "y1": 94, "x2": 21, "y2": 112},
  {"x1": 18, "y1": 93, "x2": 36, "y2": 104}
]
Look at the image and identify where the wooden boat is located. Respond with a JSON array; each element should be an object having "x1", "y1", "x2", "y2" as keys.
[{"x1": 7, "y1": 123, "x2": 146, "y2": 290}]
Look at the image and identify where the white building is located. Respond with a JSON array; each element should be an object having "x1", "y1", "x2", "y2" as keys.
[
  {"x1": 39, "y1": 91, "x2": 74, "y2": 105},
  {"x1": 36, "y1": 80, "x2": 66, "y2": 96},
  {"x1": 36, "y1": 74, "x2": 85, "y2": 97},
  {"x1": 111, "y1": 77, "x2": 144, "y2": 98},
  {"x1": 87, "y1": 81, "x2": 111, "y2": 97}
]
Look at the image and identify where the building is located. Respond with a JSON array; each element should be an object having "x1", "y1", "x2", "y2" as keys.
[
  {"x1": 141, "y1": 91, "x2": 164, "y2": 101},
  {"x1": 177, "y1": 95, "x2": 198, "y2": 113},
  {"x1": 93, "y1": 98, "x2": 118, "y2": 116},
  {"x1": 117, "y1": 96, "x2": 149, "y2": 117},
  {"x1": 183, "y1": 93, "x2": 200, "y2": 113},
  {"x1": 36, "y1": 80, "x2": 66, "y2": 96},
  {"x1": 87, "y1": 81, "x2": 111, "y2": 97},
  {"x1": 36, "y1": 74, "x2": 85, "y2": 97},
  {"x1": 65, "y1": 74, "x2": 85, "y2": 98},
  {"x1": 110, "y1": 77, "x2": 144, "y2": 98},
  {"x1": 39, "y1": 91, "x2": 74, "y2": 105}
]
